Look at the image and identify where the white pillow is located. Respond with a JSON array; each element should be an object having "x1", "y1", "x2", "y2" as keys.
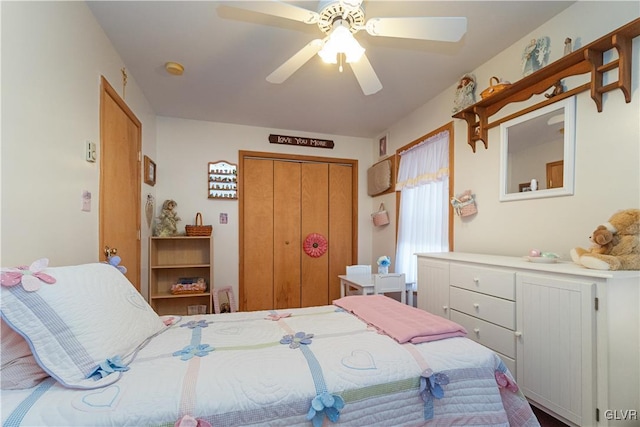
[{"x1": 1, "y1": 263, "x2": 166, "y2": 389}]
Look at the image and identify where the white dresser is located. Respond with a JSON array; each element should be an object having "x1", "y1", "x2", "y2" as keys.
[{"x1": 416, "y1": 252, "x2": 640, "y2": 427}]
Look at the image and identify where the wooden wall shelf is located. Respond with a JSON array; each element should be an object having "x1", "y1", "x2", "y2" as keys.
[{"x1": 453, "y1": 18, "x2": 640, "y2": 152}]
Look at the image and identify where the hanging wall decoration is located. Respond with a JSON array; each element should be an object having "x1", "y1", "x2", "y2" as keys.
[{"x1": 303, "y1": 233, "x2": 328, "y2": 258}]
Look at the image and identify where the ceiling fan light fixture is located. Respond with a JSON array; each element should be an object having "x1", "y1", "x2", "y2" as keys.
[
  {"x1": 318, "y1": 20, "x2": 365, "y2": 64},
  {"x1": 339, "y1": 0, "x2": 363, "y2": 13}
]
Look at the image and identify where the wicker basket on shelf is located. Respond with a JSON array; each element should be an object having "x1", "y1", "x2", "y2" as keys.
[{"x1": 185, "y1": 212, "x2": 212, "y2": 236}]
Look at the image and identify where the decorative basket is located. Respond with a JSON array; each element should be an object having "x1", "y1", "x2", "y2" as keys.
[
  {"x1": 371, "y1": 203, "x2": 390, "y2": 227},
  {"x1": 451, "y1": 191, "x2": 478, "y2": 217},
  {"x1": 480, "y1": 76, "x2": 512, "y2": 99},
  {"x1": 185, "y1": 212, "x2": 212, "y2": 236}
]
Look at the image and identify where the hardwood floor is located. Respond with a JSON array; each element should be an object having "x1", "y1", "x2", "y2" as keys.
[{"x1": 531, "y1": 405, "x2": 570, "y2": 427}]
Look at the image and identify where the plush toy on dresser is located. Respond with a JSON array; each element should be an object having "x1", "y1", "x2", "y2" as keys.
[{"x1": 570, "y1": 208, "x2": 640, "y2": 270}]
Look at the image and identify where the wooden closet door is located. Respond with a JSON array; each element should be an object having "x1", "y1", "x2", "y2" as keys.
[
  {"x1": 273, "y1": 161, "x2": 301, "y2": 309},
  {"x1": 301, "y1": 163, "x2": 329, "y2": 307},
  {"x1": 329, "y1": 163, "x2": 353, "y2": 302},
  {"x1": 242, "y1": 159, "x2": 274, "y2": 311}
]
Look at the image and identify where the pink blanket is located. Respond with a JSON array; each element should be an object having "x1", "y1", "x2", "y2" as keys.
[{"x1": 334, "y1": 295, "x2": 467, "y2": 344}]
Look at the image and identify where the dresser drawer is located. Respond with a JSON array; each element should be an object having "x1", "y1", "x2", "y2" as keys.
[
  {"x1": 451, "y1": 310, "x2": 516, "y2": 358},
  {"x1": 450, "y1": 264, "x2": 515, "y2": 300},
  {"x1": 450, "y1": 286, "x2": 515, "y2": 329}
]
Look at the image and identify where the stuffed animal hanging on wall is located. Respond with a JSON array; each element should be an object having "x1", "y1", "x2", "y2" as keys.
[{"x1": 570, "y1": 209, "x2": 640, "y2": 270}]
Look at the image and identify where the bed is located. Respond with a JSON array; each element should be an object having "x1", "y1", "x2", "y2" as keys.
[{"x1": 1, "y1": 261, "x2": 540, "y2": 426}]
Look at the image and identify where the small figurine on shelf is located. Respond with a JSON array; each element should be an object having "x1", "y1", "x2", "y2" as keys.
[
  {"x1": 155, "y1": 199, "x2": 181, "y2": 237},
  {"x1": 452, "y1": 73, "x2": 477, "y2": 114},
  {"x1": 521, "y1": 36, "x2": 550, "y2": 76},
  {"x1": 563, "y1": 37, "x2": 572, "y2": 56}
]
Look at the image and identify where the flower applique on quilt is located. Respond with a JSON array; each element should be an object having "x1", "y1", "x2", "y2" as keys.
[
  {"x1": 280, "y1": 331, "x2": 313, "y2": 349},
  {"x1": 174, "y1": 414, "x2": 212, "y2": 427},
  {"x1": 173, "y1": 319, "x2": 214, "y2": 361},
  {"x1": 0, "y1": 258, "x2": 56, "y2": 292},
  {"x1": 420, "y1": 368, "x2": 449, "y2": 420},
  {"x1": 495, "y1": 369, "x2": 519, "y2": 393},
  {"x1": 278, "y1": 329, "x2": 345, "y2": 427}
]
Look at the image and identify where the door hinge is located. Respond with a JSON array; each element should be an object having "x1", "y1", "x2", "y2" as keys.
[
  {"x1": 596, "y1": 407, "x2": 599, "y2": 422},
  {"x1": 594, "y1": 297, "x2": 599, "y2": 311}
]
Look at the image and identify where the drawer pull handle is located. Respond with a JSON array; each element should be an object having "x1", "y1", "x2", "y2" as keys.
[
  {"x1": 473, "y1": 328, "x2": 480, "y2": 334},
  {"x1": 473, "y1": 277, "x2": 479, "y2": 283},
  {"x1": 473, "y1": 303, "x2": 479, "y2": 309},
  {"x1": 442, "y1": 305, "x2": 448, "y2": 311},
  {"x1": 514, "y1": 331, "x2": 522, "y2": 337}
]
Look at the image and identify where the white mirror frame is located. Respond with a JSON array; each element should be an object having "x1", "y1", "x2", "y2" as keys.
[{"x1": 499, "y1": 96, "x2": 576, "y2": 202}]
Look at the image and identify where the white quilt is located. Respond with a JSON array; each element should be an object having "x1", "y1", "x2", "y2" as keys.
[{"x1": 1, "y1": 305, "x2": 539, "y2": 426}]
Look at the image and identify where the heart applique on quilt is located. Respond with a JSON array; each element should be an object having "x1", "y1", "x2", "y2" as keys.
[
  {"x1": 341, "y1": 350, "x2": 376, "y2": 370},
  {"x1": 72, "y1": 385, "x2": 121, "y2": 412}
]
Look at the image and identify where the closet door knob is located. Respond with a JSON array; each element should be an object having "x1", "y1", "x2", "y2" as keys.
[
  {"x1": 442, "y1": 305, "x2": 448, "y2": 311},
  {"x1": 514, "y1": 331, "x2": 522, "y2": 337},
  {"x1": 473, "y1": 328, "x2": 480, "y2": 334},
  {"x1": 473, "y1": 303, "x2": 480, "y2": 309}
]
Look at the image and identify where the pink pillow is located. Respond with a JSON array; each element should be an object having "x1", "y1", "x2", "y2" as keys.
[{"x1": 1, "y1": 318, "x2": 49, "y2": 389}]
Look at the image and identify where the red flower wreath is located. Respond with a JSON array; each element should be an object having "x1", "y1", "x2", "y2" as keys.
[{"x1": 303, "y1": 233, "x2": 327, "y2": 258}]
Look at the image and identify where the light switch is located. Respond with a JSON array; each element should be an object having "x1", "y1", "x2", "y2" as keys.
[
  {"x1": 86, "y1": 141, "x2": 96, "y2": 162},
  {"x1": 81, "y1": 190, "x2": 91, "y2": 212}
]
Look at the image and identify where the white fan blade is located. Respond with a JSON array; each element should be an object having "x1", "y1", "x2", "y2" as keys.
[
  {"x1": 349, "y1": 54, "x2": 382, "y2": 96},
  {"x1": 365, "y1": 17, "x2": 467, "y2": 42},
  {"x1": 222, "y1": 1, "x2": 319, "y2": 24},
  {"x1": 267, "y1": 39, "x2": 323, "y2": 84}
]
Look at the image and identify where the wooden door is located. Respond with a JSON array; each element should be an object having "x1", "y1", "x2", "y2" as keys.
[
  {"x1": 241, "y1": 158, "x2": 274, "y2": 311},
  {"x1": 99, "y1": 77, "x2": 141, "y2": 290},
  {"x1": 546, "y1": 160, "x2": 563, "y2": 189},
  {"x1": 239, "y1": 151, "x2": 357, "y2": 311},
  {"x1": 274, "y1": 161, "x2": 301, "y2": 309},
  {"x1": 328, "y1": 163, "x2": 353, "y2": 302},
  {"x1": 301, "y1": 163, "x2": 329, "y2": 307}
]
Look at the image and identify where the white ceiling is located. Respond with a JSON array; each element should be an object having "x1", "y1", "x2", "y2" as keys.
[{"x1": 87, "y1": 1, "x2": 574, "y2": 139}]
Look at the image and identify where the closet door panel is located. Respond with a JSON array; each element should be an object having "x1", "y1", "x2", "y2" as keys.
[
  {"x1": 274, "y1": 161, "x2": 301, "y2": 309},
  {"x1": 301, "y1": 162, "x2": 329, "y2": 307},
  {"x1": 328, "y1": 163, "x2": 354, "y2": 302},
  {"x1": 242, "y1": 159, "x2": 274, "y2": 311}
]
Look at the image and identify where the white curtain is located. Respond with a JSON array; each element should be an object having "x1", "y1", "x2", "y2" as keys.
[{"x1": 395, "y1": 131, "x2": 449, "y2": 285}]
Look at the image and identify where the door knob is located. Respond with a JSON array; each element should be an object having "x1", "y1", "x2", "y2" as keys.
[{"x1": 104, "y1": 246, "x2": 118, "y2": 259}]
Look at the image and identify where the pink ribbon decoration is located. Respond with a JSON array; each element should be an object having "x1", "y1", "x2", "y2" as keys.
[
  {"x1": 495, "y1": 370, "x2": 519, "y2": 393},
  {"x1": 174, "y1": 415, "x2": 212, "y2": 427},
  {"x1": 265, "y1": 312, "x2": 292, "y2": 321},
  {"x1": 1, "y1": 258, "x2": 56, "y2": 292}
]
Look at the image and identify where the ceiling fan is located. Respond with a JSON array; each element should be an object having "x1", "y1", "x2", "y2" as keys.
[{"x1": 224, "y1": 0, "x2": 467, "y2": 95}]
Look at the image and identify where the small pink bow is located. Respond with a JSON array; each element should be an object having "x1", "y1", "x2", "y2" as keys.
[
  {"x1": 495, "y1": 370, "x2": 519, "y2": 393},
  {"x1": 174, "y1": 415, "x2": 212, "y2": 427},
  {"x1": 265, "y1": 312, "x2": 291, "y2": 321},
  {"x1": 1, "y1": 258, "x2": 56, "y2": 292}
]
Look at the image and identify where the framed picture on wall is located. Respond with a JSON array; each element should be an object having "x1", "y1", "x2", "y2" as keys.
[
  {"x1": 378, "y1": 134, "x2": 388, "y2": 157},
  {"x1": 144, "y1": 155, "x2": 156, "y2": 186}
]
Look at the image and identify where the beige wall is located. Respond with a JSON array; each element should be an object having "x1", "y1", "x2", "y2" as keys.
[
  {"x1": 1, "y1": 1, "x2": 157, "y2": 297},
  {"x1": 373, "y1": 2, "x2": 640, "y2": 266}
]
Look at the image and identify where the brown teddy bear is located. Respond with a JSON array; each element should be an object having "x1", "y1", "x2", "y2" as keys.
[
  {"x1": 571, "y1": 225, "x2": 620, "y2": 258},
  {"x1": 570, "y1": 209, "x2": 640, "y2": 271}
]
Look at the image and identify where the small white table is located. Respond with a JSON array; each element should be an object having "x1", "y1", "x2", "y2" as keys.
[{"x1": 338, "y1": 274, "x2": 414, "y2": 306}]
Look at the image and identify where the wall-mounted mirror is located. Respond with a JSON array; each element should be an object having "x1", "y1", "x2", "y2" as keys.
[{"x1": 499, "y1": 96, "x2": 576, "y2": 201}]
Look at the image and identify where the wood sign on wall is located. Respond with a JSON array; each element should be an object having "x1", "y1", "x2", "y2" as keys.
[{"x1": 269, "y1": 134, "x2": 334, "y2": 149}]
